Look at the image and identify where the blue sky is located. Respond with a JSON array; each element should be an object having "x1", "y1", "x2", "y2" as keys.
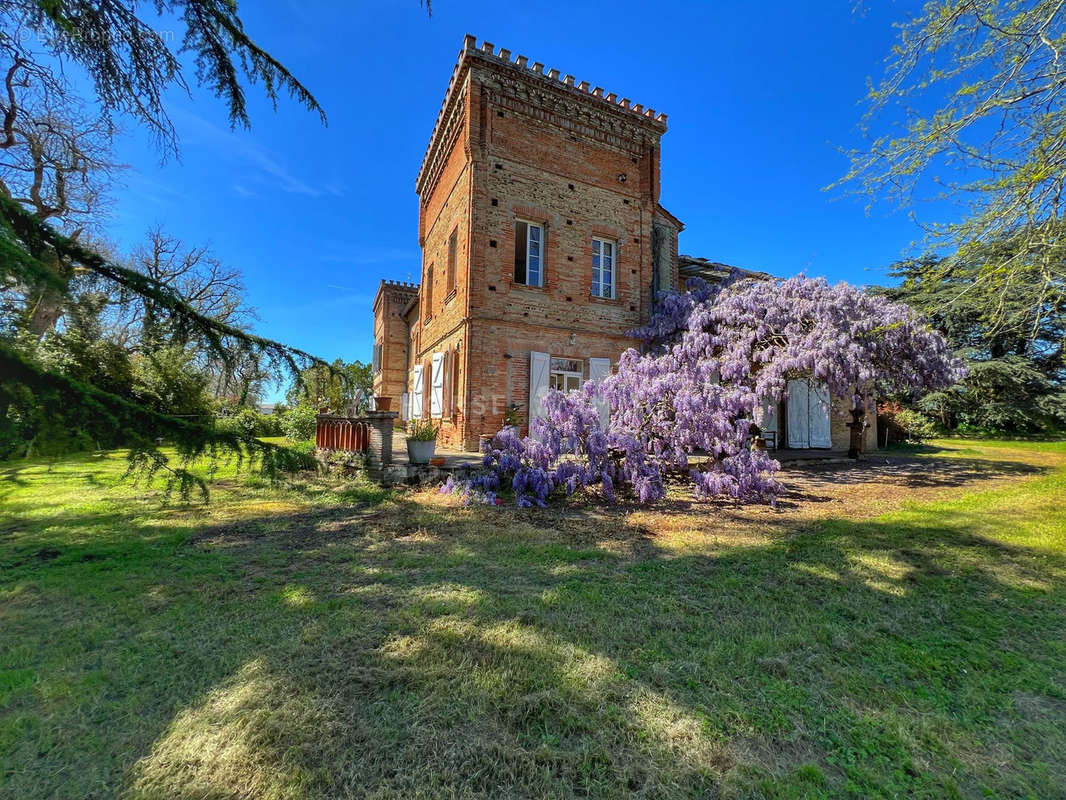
[{"x1": 104, "y1": 0, "x2": 937, "y2": 395}]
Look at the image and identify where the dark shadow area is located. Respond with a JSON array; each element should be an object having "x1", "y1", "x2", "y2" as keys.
[{"x1": 787, "y1": 454, "x2": 1044, "y2": 489}]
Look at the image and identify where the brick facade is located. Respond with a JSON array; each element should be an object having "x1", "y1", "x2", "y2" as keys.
[
  {"x1": 371, "y1": 35, "x2": 875, "y2": 454},
  {"x1": 371, "y1": 35, "x2": 679, "y2": 450},
  {"x1": 371, "y1": 280, "x2": 418, "y2": 413}
]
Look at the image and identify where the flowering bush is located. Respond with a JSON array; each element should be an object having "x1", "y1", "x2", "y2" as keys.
[
  {"x1": 877, "y1": 401, "x2": 939, "y2": 444},
  {"x1": 449, "y1": 275, "x2": 963, "y2": 508},
  {"x1": 440, "y1": 472, "x2": 502, "y2": 506}
]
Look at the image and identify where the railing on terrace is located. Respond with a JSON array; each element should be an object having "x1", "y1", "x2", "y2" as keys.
[
  {"x1": 313, "y1": 412, "x2": 399, "y2": 482},
  {"x1": 315, "y1": 415, "x2": 370, "y2": 452}
]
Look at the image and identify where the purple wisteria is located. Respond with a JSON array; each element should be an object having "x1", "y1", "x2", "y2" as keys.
[{"x1": 446, "y1": 274, "x2": 963, "y2": 508}]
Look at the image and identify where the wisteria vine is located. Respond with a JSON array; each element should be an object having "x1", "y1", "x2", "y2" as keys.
[{"x1": 445, "y1": 275, "x2": 963, "y2": 507}]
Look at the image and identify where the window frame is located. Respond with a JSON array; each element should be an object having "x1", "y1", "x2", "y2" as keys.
[
  {"x1": 514, "y1": 219, "x2": 545, "y2": 287},
  {"x1": 423, "y1": 263, "x2": 434, "y2": 322},
  {"x1": 446, "y1": 227, "x2": 458, "y2": 297},
  {"x1": 549, "y1": 357, "x2": 583, "y2": 393},
  {"x1": 591, "y1": 237, "x2": 616, "y2": 299}
]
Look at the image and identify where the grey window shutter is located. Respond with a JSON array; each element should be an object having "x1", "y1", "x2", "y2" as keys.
[
  {"x1": 529, "y1": 351, "x2": 550, "y2": 423},
  {"x1": 588, "y1": 357, "x2": 611, "y2": 428}
]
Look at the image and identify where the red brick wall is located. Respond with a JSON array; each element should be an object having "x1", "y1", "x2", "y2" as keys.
[
  {"x1": 405, "y1": 43, "x2": 676, "y2": 450},
  {"x1": 411, "y1": 95, "x2": 474, "y2": 448},
  {"x1": 372, "y1": 282, "x2": 417, "y2": 412}
]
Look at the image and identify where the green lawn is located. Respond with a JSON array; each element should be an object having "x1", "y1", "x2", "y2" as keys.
[{"x1": 2, "y1": 441, "x2": 1065, "y2": 798}]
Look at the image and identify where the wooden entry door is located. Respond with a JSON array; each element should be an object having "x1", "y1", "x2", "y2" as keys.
[{"x1": 786, "y1": 378, "x2": 832, "y2": 449}]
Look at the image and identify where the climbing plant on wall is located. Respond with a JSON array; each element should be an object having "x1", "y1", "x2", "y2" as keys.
[{"x1": 454, "y1": 275, "x2": 963, "y2": 507}]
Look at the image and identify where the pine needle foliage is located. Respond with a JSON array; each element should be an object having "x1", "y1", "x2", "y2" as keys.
[
  {"x1": 3, "y1": 0, "x2": 327, "y2": 154},
  {"x1": 0, "y1": 194, "x2": 330, "y2": 496},
  {"x1": 0, "y1": 339, "x2": 316, "y2": 501}
]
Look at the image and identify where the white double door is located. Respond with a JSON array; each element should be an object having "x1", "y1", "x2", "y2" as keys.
[{"x1": 786, "y1": 378, "x2": 832, "y2": 449}]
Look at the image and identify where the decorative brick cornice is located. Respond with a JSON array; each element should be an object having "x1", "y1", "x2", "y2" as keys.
[
  {"x1": 373, "y1": 279, "x2": 420, "y2": 313},
  {"x1": 380, "y1": 279, "x2": 419, "y2": 292},
  {"x1": 416, "y1": 34, "x2": 668, "y2": 198}
]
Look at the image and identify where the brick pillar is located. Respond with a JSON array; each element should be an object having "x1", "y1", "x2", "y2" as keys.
[{"x1": 364, "y1": 411, "x2": 399, "y2": 481}]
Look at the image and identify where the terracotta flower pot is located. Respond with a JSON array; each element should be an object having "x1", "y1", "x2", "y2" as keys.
[{"x1": 374, "y1": 396, "x2": 392, "y2": 411}]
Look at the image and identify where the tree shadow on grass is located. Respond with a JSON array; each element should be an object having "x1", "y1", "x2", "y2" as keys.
[
  {"x1": 3, "y1": 482, "x2": 1066, "y2": 798},
  {"x1": 784, "y1": 454, "x2": 1045, "y2": 490}
]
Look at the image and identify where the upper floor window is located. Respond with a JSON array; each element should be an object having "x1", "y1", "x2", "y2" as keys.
[
  {"x1": 514, "y1": 220, "x2": 543, "y2": 286},
  {"x1": 446, "y1": 228, "x2": 458, "y2": 295},
  {"x1": 591, "y1": 238, "x2": 615, "y2": 299},
  {"x1": 424, "y1": 264, "x2": 434, "y2": 321}
]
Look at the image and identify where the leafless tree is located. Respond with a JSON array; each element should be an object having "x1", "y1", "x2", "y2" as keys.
[
  {"x1": 0, "y1": 34, "x2": 120, "y2": 336},
  {"x1": 107, "y1": 227, "x2": 252, "y2": 343},
  {"x1": 104, "y1": 227, "x2": 265, "y2": 403}
]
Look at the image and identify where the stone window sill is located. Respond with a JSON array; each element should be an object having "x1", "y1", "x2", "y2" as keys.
[{"x1": 511, "y1": 282, "x2": 548, "y2": 294}]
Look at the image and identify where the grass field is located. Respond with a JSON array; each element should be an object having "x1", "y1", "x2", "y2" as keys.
[{"x1": 2, "y1": 440, "x2": 1065, "y2": 798}]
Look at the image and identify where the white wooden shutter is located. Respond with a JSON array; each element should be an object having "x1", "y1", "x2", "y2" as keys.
[
  {"x1": 809, "y1": 379, "x2": 832, "y2": 448},
  {"x1": 400, "y1": 392, "x2": 409, "y2": 422},
  {"x1": 442, "y1": 350, "x2": 453, "y2": 418},
  {"x1": 787, "y1": 378, "x2": 809, "y2": 448},
  {"x1": 529, "y1": 351, "x2": 550, "y2": 423},
  {"x1": 372, "y1": 342, "x2": 382, "y2": 373},
  {"x1": 588, "y1": 357, "x2": 611, "y2": 429},
  {"x1": 410, "y1": 365, "x2": 424, "y2": 419},
  {"x1": 430, "y1": 352, "x2": 444, "y2": 418}
]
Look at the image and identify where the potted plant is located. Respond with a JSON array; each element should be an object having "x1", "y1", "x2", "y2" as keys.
[
  {"x1": 504, "y1": 402, "x2": 522, "y2": 430},
  {"x1": 406, "y1": 419, "x2": 439, "y2": 464}
]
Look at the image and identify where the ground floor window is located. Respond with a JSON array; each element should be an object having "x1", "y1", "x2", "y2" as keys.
[{"x1": 549, "y1": 357, "x2": 583, "y2": 392}]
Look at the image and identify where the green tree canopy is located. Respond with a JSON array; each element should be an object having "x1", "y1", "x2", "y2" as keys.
[
  {"x1": 840, "y1": 0, "x2": 1066, "y2": 333},
  {"x1": 1, "y1": 0, "x2": 325, "y2": 154},
  {"x1": 881, "y1": 228, "x2": 1065, "y2": 432},
  {"x1": 286, "y1": 359, "x2": 372, "y2": 415}
]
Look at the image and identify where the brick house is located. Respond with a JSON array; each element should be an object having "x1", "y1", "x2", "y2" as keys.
[{"x1": 372, "y1": 35, "x2": 876, "y2": 454}]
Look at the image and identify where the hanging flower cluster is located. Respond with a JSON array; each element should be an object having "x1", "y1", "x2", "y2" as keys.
[{"x1": 444, "y1": 274, "x2": 963, "y2": 507}]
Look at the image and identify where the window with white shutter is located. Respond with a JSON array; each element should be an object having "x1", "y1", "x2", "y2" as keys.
[
  {"x1": 410, "y1": 365, "x2": 424, "y2": 419},
  {"x1": 430, "y1": 352, "x2": 444, "y2": 418},
  {"x1": 588, "y1": 357, "x2": 611, "y2": 427},
  {"x1": 529, "y1": 351, "x2": 550, "y2": 422}
]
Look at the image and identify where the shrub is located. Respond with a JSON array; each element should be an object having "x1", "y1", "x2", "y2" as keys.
[
  {"x1": 214, "y1": 408, "x2": 283, "y2": 438},
  {"x1": 878, "y1": 402, "x2": 938, "y2": 444},
  {"x1": 281, "y1": 404, "x2": 317, "y2": 441},
  {"x1": 895, "y1": 409, "x2": 937, "y2": 442}
]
